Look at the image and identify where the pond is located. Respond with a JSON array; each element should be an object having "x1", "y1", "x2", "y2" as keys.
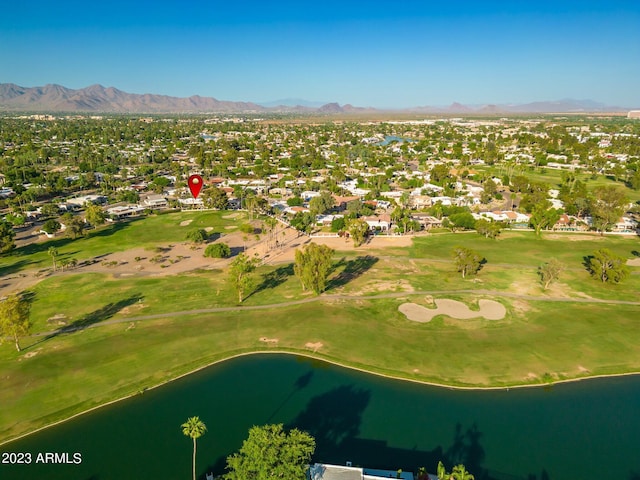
[
  {"x1": 2, "y1": 353, "x2": 640, "y2": 480},
  {"x1": 377, "y1": 136, "x2": 415, "y2": 146}
]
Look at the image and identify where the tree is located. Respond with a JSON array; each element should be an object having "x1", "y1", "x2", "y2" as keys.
[
  {"x1": 451, "y1": 464, "x2": 475, "y2": 480},
  {"x1": 229, "y1": 253, "x2": 259, "y2": 302},
  {"x1": 204, "y1": 242, "x2": 231, "y2": 258},
  {"x1": 538, "y1": 258, "x2": 563, "y2": 290},
  {"x1": 452, "y1": 246, "x2": 483, "y2": 278},
  {"x1": 474, "y1": 219, "x2": 503, "y2": 239},
  {"x1": 290, "y1": 211, "x2": 314, "y2": 234},
  {"x1": 40, "y1": 202, "x2": 60, "y2": 218},
  {"x1": 224, "y1": 424, "x2": 315, "y2": 480},
  {"x1": 0, "y1": 293, "x2": 32, "y2": 352},
  {"x1": 587, "y1": 248, "x2": 629, "y2": 284},
  {"x1": 483, "y1": 178, "x2": 498, "y2": 198},
  {"x1": 630, "y1": 170, "x2": 640, "y2": 190},
  {"x1": 84, "y1": 202, "x2": 106, "y2": 227},
  {"x1": 181, "y1": 416, "x2": 207, "y2": 480},
  {"x1": 186, "y1": 228, "x2": 209, "y2": 244},
  {"x1": 48, "y1": 246, "x2": 59, "y2": 271},
  {"x1": 294, "y1": 243, "x2": 334, "y2": 294},
  {"x1": 431, "y1": 164, "x2": 451, "y2": 184},
  {"x1": 330, "y1": 216, "x2": 346, "y2": 233},
  {"x1": 42, "y1": 219, "x2": 61, "y2": 235},
  {"x1": 0, "y1": 220, "x2": 16, "y2": 254},
  {"x1": 437, "y1": 461, "x2": 447, "y2": 480},
  {"x1": 448, "y1": 212, "x2": 476, "y2": 231},
  {"x1": 529, "y1": 207, "x2": 560, "y2": 236},
  {"x1": 287, "y1": 196, "x2": 303, "y2": 207},
  {"x1": 66, "y1": 216, "x2": 85, "y2": 239},
  {"x1": 202, "y1": 186, "x2": 228, "y2": 209},
  {"x1": 347, "y1": 218, "x2": 369, "y2": 247},
  {"x1": 59, "y1": 257, "x2": 78, "y2": 271},
  {"x1": 5, "y1": 213, "x2": 25, "y2": 227},
  {"x1": 309, "y1": 191, "x2": 335, "y2": 216},
  {"x1": 590, "y1": 185, "x2": 628, "y2": 234}
]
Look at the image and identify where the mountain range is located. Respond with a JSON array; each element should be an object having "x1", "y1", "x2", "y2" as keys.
[{"x1": 0, "y1": 83, "x2": 631, "y2": 114}]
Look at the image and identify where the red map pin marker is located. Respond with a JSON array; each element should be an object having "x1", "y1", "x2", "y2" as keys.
[{"x1": 187, "y1": 174, "x2": 203, "y2": 199}]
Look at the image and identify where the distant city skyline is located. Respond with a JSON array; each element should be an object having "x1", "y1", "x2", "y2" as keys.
[{"x1": 1, "y1": 0, "x2": 639, "y2": 108}]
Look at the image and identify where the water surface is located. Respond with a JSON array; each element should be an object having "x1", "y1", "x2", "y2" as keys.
[{"x1": 2, "y1": 354, "x2": 639, "y2": 480}]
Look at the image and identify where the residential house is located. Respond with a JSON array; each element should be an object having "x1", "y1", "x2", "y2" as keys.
[
  {"x1": 613, "y1": 216, "x2": 638, "y2": 233},
  {"x1": 143, "y1": 194, "x2": 168, "y2": 208},
  {"x1": 106, "y1": 204, "x2": 146, "y2": 220},
  {"x1": 410, "y1": 213, "x2": 442, "y2": 230},
  {"x1": 308, "y1": 463, "x2": 420, "y2": 480},
  {"x1": 332, "y1": 195, "x2": 361, "y2": 211},
  {"x1": 363, "y1": 214, "x2": 391, "y2": 231},
  {"x1": 316, "y1": 214, "x2": 343, "y2": 227}
]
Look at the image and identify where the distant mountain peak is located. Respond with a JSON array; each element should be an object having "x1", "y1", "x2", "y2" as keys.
[{"x1": 0, "y1": 82, "x2": 630, "y2": 114}]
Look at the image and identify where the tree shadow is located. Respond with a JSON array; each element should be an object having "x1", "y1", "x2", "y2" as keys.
[
  {"x1": 526, "y1": 470, "x2": 551, "y2": 480},
  {"x1": 631, "y1": 250, "x2": 640, "y2": 258},
  {"x1": 326, "y1": 255, "x2": 379, "y2": 290},
  {"x1": 445, "y1": 423, "x2": 486, "y2": 478},
  {"x1": 43, "y1": 293, "x2": 143, "y2": 341},
  {"x1": 14, "y1": 221, "x2": 132, "y2": 258},
  {"x1": 0, "y1": 259, "x2": 35, "y2": 278},
  {"x1": 288, "y1": 384, "x2": 371, "y2": 460},
  {"x1": 582, "y1": 255, "x2": 594, "y2": 272},
  {"x1": 254, "y1": 263, "x2": 294, "y2": 295},
  {"x1": 266, "y1": 370, "x2": 314, "y2": 423}
]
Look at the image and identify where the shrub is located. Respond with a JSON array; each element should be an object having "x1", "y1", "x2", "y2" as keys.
[
  {"x1": 186, "y1": 228, "x2": 209, "y2": 243},
  {"x1": 239, "y1": 223, "x2": 254, "y2": 234},
  {"x1": 204, "y1": 243, "x2": 231, "y2": 258}
]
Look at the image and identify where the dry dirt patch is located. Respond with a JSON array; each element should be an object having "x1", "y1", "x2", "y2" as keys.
[
  {"x1": 259, "y1": 337, "x2": 279, "y2": 344},
  {"x1": 399, "y1": 299, "x2": 507, "y2": 323},
  {"x1": 359, "y1": 279, "x2": 414, "y2": 294},
  {"x1": 305, "y1": 342, "x2": 323, "y2": 352}
]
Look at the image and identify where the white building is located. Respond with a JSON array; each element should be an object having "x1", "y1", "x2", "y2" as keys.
[{"x1": 309, "y1": 463, "x2": 422, "y2": 480}]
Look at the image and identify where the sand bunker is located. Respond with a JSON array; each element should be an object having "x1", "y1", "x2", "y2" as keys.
[
  {"x1": 399, "y1": 299, "x2": 506, "y2": 322},
  {"x1": 627, "y1": 258, "x2": 640, "y2": 267},
  {"x1": 179, "y1": 220, "x2": 193, "y2": 226}
]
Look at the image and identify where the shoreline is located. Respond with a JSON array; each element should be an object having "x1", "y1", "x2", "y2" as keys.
[{"x1": 3, "y1": 348, "x2": 640, "y2": 447}]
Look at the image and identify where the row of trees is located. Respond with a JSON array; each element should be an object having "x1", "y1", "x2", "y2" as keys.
[{"x1": 453, "y1": 246, "x2": 629, "y2": 286}]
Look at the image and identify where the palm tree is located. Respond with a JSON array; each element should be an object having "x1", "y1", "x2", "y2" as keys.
[
  {"x1": 437, "y1": 461, "x2": 448, "y2": 480},
  {"x1": 48, "y1": 246, "x2": 59, "y2": 272},
  {"x1": 451, "y1": 464, "x2": 474, "y2": 480},
  {"x1": 181, "y1": 416, "x2": 207, "y2": 480}
]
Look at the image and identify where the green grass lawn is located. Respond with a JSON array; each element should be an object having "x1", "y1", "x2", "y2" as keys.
[
  {"x1": 1, "y1": 216, "x2": 640, "y2": 443},
  {"x1": 476, "y1": 165, "x2": 640, "y2": 202},
  {"x1": 0, "y1": 210, "x2": 248, "y2": 274}
]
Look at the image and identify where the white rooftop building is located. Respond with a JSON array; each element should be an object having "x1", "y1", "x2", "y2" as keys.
[{"x1": 309, "y1": 463, "x2": 423, "y2": 480}]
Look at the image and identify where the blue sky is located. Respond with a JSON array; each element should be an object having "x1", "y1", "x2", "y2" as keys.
[{"x1": 1, "y1": 0, "x2": 639, "y2": 108}]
